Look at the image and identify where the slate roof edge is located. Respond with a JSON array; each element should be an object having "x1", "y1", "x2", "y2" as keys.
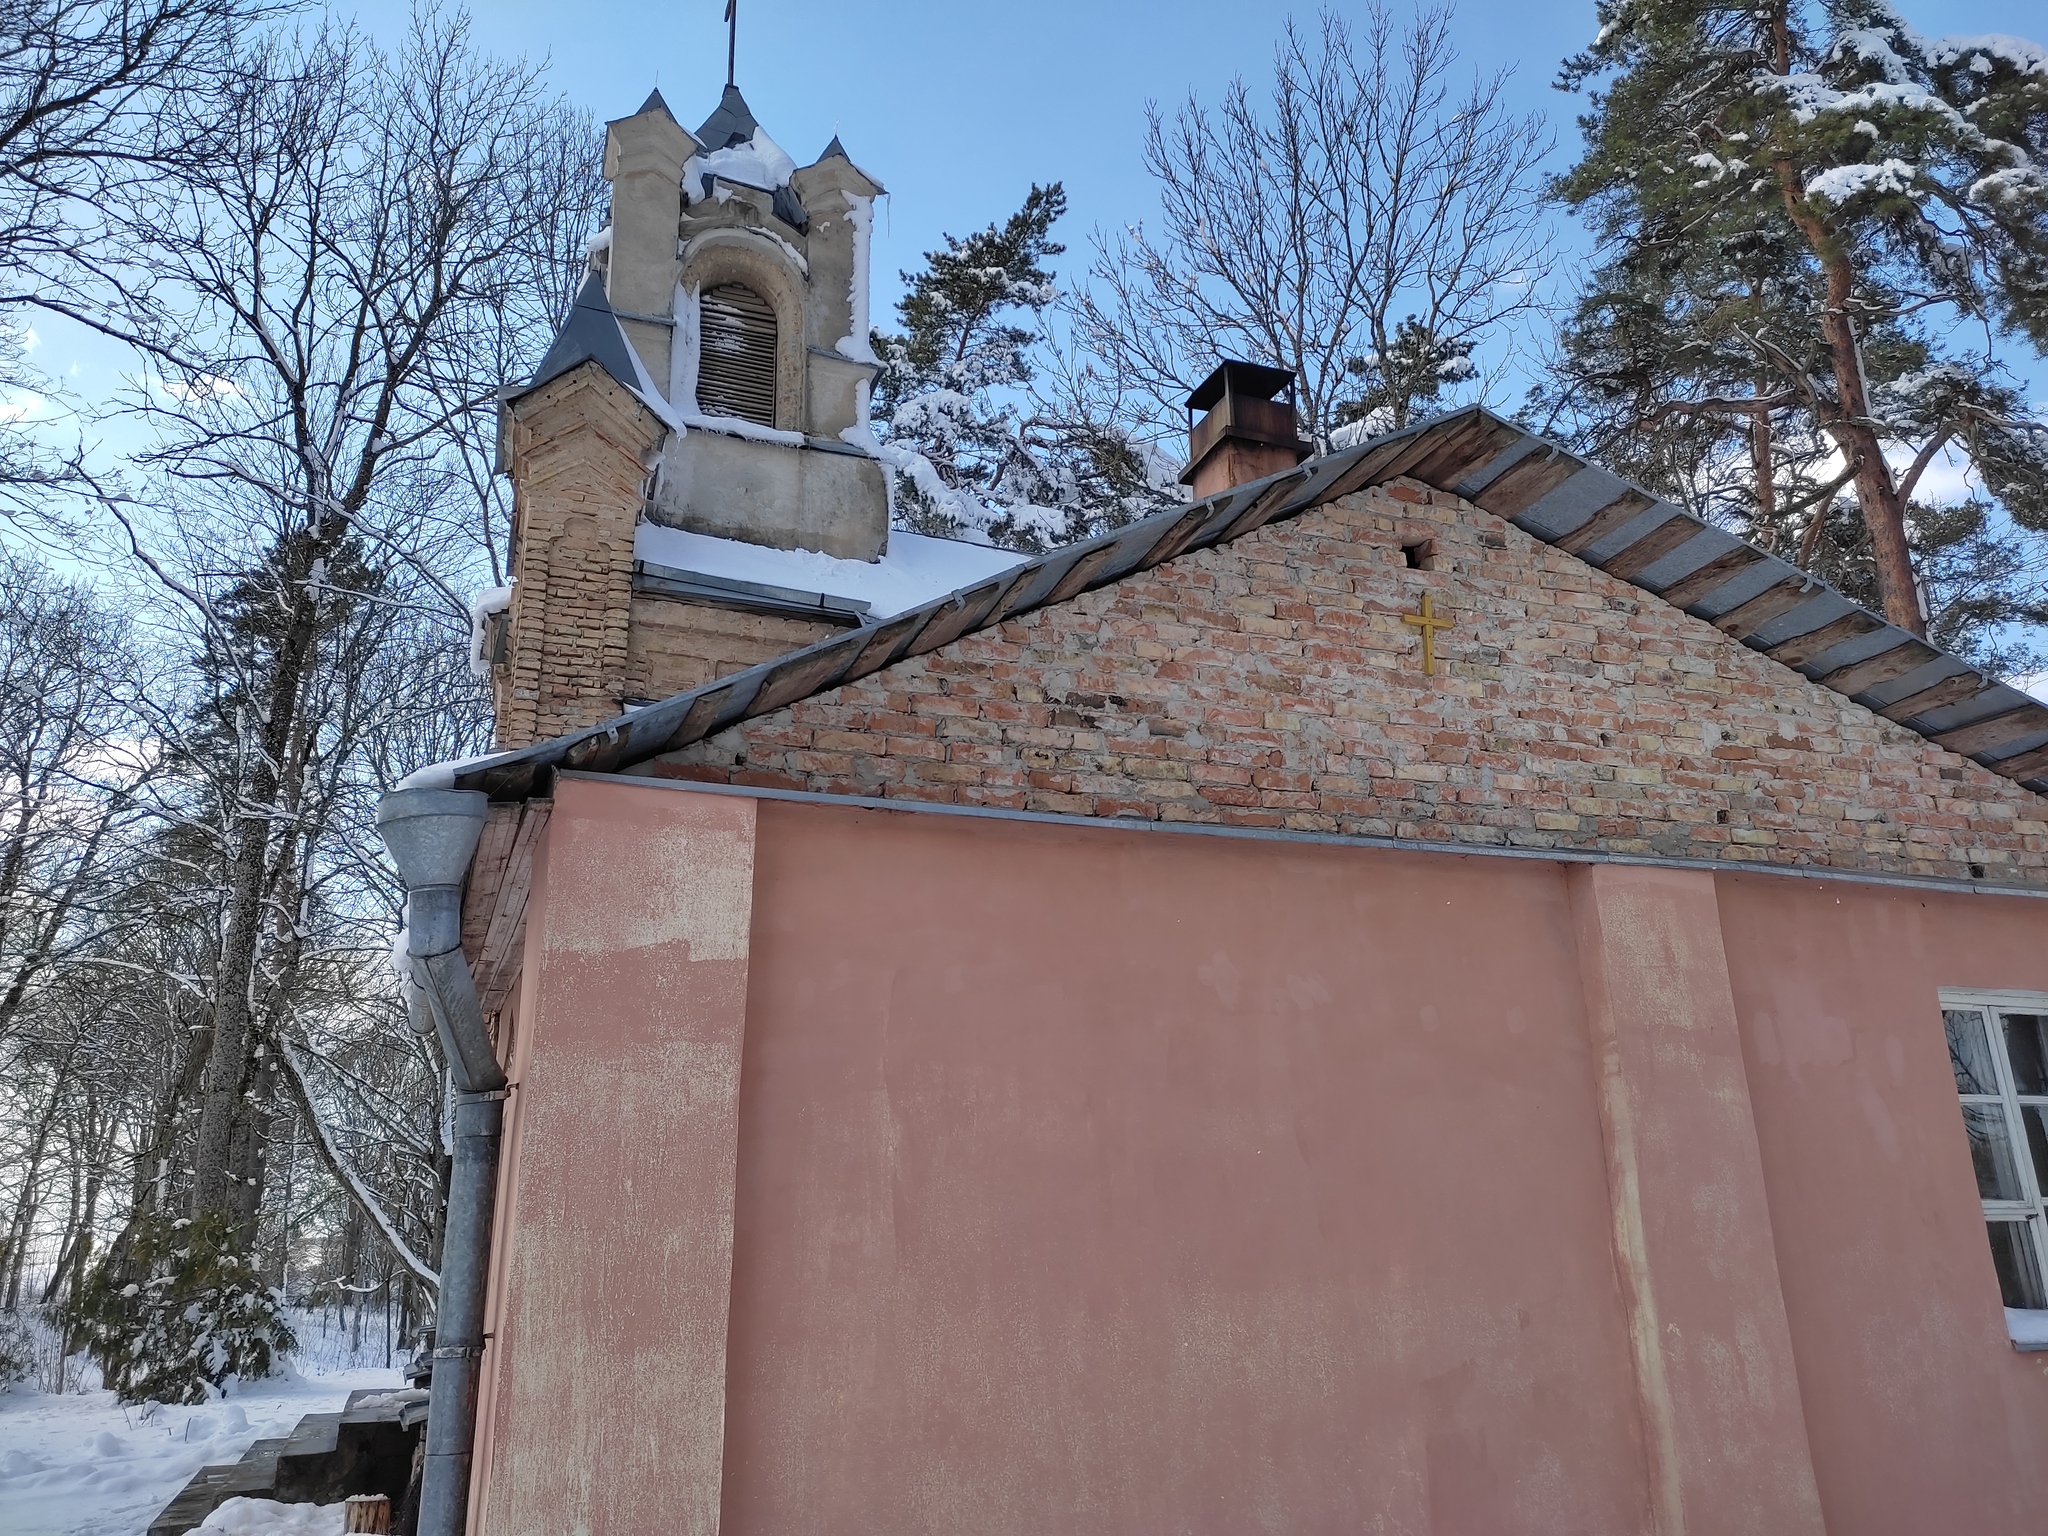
[{"x1": 456, "y1": 405, "x2": 2048, "y2": 803}]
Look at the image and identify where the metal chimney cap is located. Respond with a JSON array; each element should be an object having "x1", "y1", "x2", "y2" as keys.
[{"x1": 1187, "y1": 359, "x2": 1297, "y2": 414}]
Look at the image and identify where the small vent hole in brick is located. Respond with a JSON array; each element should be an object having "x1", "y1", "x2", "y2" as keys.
[
  {"x1": 1402, "y1": 540, "x2": 1436, "y2": 570},
  {"x1": 1971, "y1": 862, "x2": 1987, "y2": 880},
  {"x1": 1716, "y1": 809, "x2": 1730, "y2": 824}
]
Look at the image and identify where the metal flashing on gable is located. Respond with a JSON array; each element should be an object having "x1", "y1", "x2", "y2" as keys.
[{"x1": 519, "y1": 272, "x2": 647, "y2": 400}]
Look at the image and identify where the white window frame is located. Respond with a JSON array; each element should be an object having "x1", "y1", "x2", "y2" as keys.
[{"x1": 1939, "y1": 987, "x2": 2048, "y2": 1317}]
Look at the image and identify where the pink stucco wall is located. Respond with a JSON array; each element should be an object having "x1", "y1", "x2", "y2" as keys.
[
  {"x1": 477, "y1": 780, "x2": 758, "y2": 1536},
  {"x1": 1717, "y1": 874, "x2": 2048, "y2": 1534},
  {"x1": 725, "y1": 803, "x2": 1650, "y2": 1533},
  {"x1": 475, "y1": 779, "x2": 2048, "y2": 1535}
]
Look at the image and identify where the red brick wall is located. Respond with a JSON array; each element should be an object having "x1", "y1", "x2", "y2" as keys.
[{"x1": 649, "y1": 480, "x2": 2048, "y2": 883}]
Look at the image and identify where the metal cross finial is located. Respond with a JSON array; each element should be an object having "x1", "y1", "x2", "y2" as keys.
[
  {"x1": 724, "y1": 0, "x2": 737, "y2": 87},
  {"x1": 1401, "y1": 591, "x2": 1454, "y2": 676}
]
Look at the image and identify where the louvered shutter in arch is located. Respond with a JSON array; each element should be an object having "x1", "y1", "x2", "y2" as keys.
[{"x1": 696, "y1": 283, "x2": 779, "y2": 427}]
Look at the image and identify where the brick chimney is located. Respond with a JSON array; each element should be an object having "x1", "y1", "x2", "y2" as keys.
[{"x1": 1180, "y1": 361, "x2": 1312, "y2": 499}]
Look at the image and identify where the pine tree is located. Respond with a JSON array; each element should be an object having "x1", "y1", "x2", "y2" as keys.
[
  {"x1": 1331, "y1": 318, "x2": 1479, "y2": 441},
  {"x1": 1551, "y1": 0, "x2": 2048, "y2": 640},
  {"x1": 869, "y1": 185, "x2": 1180, "y2": 551}
]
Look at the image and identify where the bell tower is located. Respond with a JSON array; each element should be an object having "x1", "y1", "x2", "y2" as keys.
[
  {"x1": 486, "y1": 83, "x2": 902, "y2": 751},
  {"x1": 597, "y1": 86, "x2": 890, "y2": 560}
]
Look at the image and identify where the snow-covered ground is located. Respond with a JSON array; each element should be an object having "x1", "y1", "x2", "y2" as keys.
[{"x1": 0, "y1": 1364, "x2": 401, "y2": 1536}]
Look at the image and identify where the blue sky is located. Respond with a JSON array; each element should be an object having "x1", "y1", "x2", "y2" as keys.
[
  {"x1": 403, "y1": 0, "x2": 1620, "y2": 325},
  {"x1": 377, "y1": 0, "x2": 2030, "y2": 337},
  {"x1": 17, "y1": 0, "x2": 2041, "y2": 485}
]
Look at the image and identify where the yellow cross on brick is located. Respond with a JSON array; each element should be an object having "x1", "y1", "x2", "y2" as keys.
[{"x1": 1401, "y1": 591, "x2": 1454, "y2": 676}]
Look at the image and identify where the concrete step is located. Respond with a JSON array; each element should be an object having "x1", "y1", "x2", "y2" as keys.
[{"x1": 147, "y1": 1398, "x2": 420, "y2": 1536}]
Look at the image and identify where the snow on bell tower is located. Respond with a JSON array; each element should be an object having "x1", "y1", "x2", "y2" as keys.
[{"x1": 597, "y1": 85, "x2": 889, "y2": 561}]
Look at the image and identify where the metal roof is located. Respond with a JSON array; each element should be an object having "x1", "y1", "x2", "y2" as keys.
[
  {"x1": 520, "y1": 272, "x2": 645, "y2": 399},
  {"x1": 457, "y1": 405, "x2": 2048, "y2": 803},
  {"x1": 1187, "y1": 359, "x2": 1296, "y2": 412},
  {"x1": 695, "y1": 84, "x2": 759, "y2": 150}
]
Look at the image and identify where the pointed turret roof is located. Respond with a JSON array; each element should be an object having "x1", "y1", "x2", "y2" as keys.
[
  {"x1": 605, "y1": 85, "x2": 697, "y2": 147},
  {"x1": 696, "y1": 84, "x2": 760, "y2": 150},
  {"x1": 524, "y1": 272, "x2": 645, "y2": 396},
  {"x1": 803, "y1": 134, "x2": 885, "y2": 197}
]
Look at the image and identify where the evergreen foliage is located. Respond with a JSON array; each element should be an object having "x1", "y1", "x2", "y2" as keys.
[
  {"x1": 1546, "y1": 0, "x2": 2048, "y2": 646},
  {"x1": 1331, "y1": 319, "x2": 1479, "y2": 441},
  {"x1": 66, "y1": 1213, "x2": 295, "y2": 1404},
  {"x1": 1803, "y1": 497, "x2": 2048, "y2": 677},
  {"x1": 870, "y1": 184, "x2": 1181, "y2": 551},
  {"x1": 0, "y1": 1311, "x2": 33, "y2": 1385}
]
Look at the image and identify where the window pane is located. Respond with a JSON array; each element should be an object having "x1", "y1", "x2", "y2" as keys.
[
  {"x1": 2003, "y1": 1014, "x2": 2048, "y2": 1097},
  {"x1": 1988, "y1": 1221, "x2": 2048, "y2": 1310},
  {"x1": 1946, "y1": 1009, "x2": 2000, "y2": 1095},
  {"x1": 2025, "y1": 1107, "x2": 2048, "y2": 1199},
  {"x1": 1963, "y1": 1102, "x2": 2026, "y2": 1201}
]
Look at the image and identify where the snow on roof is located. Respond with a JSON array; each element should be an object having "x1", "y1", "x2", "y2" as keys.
[
  {"x1": 685, "y1": 127, "x2": 798, "y2": 200},
  {"x1": 633, "y1": 521, "x2": 1026, "y2": 621}
]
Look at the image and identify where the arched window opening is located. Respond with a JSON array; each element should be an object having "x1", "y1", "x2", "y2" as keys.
[{"x1": 697, "y1": 282, "x2": 778, "y2": 426}]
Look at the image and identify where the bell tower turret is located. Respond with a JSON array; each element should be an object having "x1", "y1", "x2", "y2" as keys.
[
  {"x1": 587, "y1": 84, "x2": 890, "y2": 561},
  {"x1": 490, "y1": 80, "x2": 916, "y2": 749}
]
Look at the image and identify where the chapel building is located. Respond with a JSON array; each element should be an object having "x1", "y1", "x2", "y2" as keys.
[{"x1": 403, "y1": 77, "x2": 2048, "y2": 1536}]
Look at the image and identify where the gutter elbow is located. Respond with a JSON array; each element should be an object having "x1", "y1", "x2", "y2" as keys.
[{"x1": 376, "y1": 787, "x2": 506, "y2": 1094}]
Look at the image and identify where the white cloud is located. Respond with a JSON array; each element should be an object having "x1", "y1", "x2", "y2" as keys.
[
  {"x1": 1889, "y1": 439, "x2": 1983, "y2": 506},
  {"x1": 2018, "y1": 671, "x2": 2048, "y2": 704},
  {"x1": 0, "y1": 387, "x2": 46, "y2": 423}
]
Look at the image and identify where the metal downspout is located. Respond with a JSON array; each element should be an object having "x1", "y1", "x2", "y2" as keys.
[{"x1": 377, "y1": 788, "x2": 509, "y2": 1536}]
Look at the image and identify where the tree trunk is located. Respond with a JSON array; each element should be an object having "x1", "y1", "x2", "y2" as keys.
[
  {"x1": 1767, "y1": 0, "x2": 1923, "y2": 637},
  {"x1": 65, "y1": 1139, "x2": 103, "y2": 1307},
  {"x1": 190, "y1": 533, "x2": 339, "y2": 1232},
  {"x1": 1811, "y1": 256, "x2": 1921, "y2": 634},
  {"x1": 1750, "y1": 383, "x2": 1778, "y2": 550},
  {"x1": 38, "y1": 1142, "x2": 84, "y2": 1305},
  {"x1": 0, "y1": 1070, "x2": 67, "y2": 1308}
]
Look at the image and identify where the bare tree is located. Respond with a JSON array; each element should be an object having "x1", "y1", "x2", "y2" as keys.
[
  {"x1": 1068, "y1": 3, "x2": 1554, "y2": 454},
  {"x1": 47, "y1": 5, "x2": 594, "y2": 1258},
  {"x1": 0, "y1": 553, "x2": 150, "y2": 1049},
  {"x1": 0, "y1": 0, "x2": 286, "y2": 521}
]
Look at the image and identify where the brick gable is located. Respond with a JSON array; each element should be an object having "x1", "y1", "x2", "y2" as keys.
[{"x1": 647, "y1": 479, "x2": 2048, "y2": 884}]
